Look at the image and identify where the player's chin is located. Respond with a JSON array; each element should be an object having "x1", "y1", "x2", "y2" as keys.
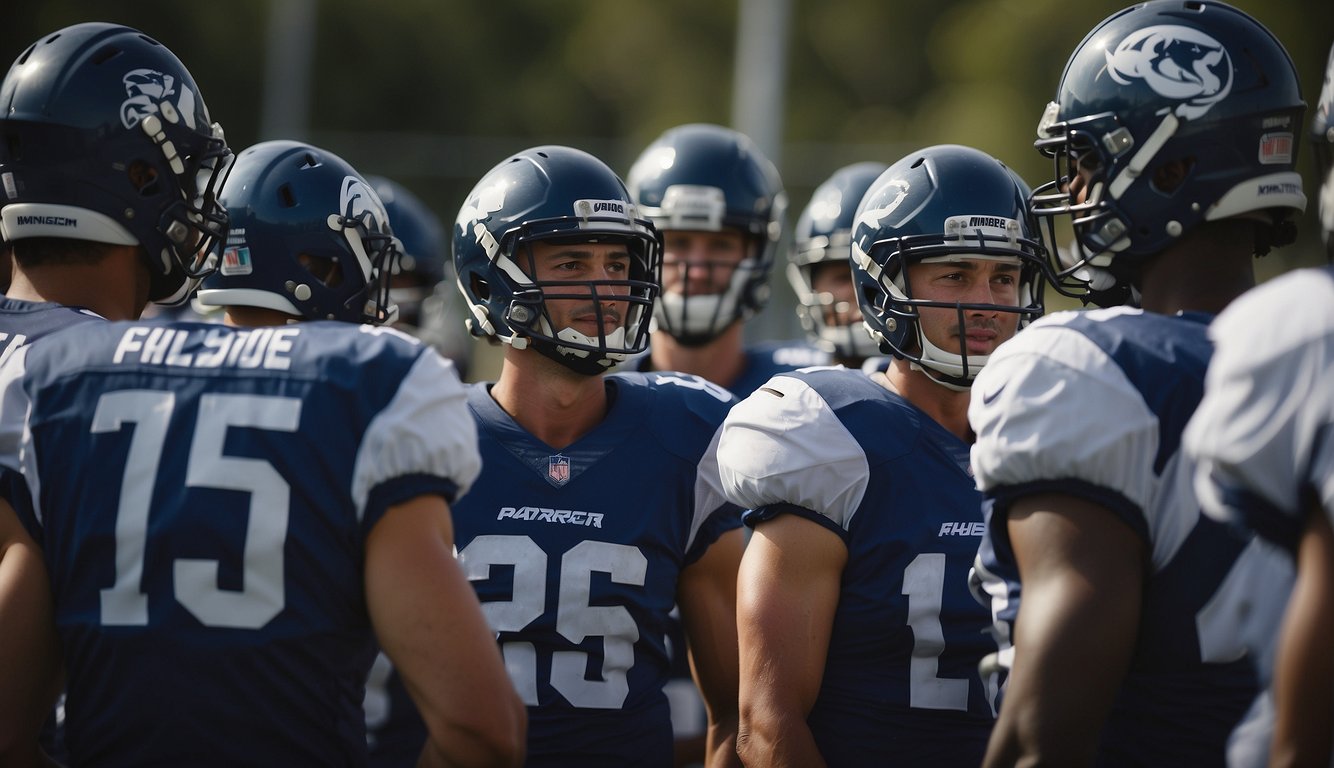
[{"x1": 571, "y1": 319, "x2": 624, "y2": 337}]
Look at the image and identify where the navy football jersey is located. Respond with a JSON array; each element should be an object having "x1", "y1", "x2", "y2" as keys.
[
  {"x1": 627, "y1": 339, "x2": 829, "y2": 399},
  {"x1": 727, "y1": 340, "x2": 831, "y2": 398},
  {"x1": 970, "y1": 307, "x2": 1287, "y2": 766},
  {"x1": 718, "y1": 367, "x2": 999, "y2": 766},
  {"x1": 0, "y1": 320, "x2": 479, "y2": 766},
  {"x1": 0, "y1": 297, "x2": 103, "y2": 346},
  {"x1": 0, "y1": 297, "x2": 108, "y2": 759},
  {"x1": 0, "y1": 298, "x2": 104, "y2": 495},
  {"x1": 453, "y1": 371, "x2": 742, "y2": 766}
]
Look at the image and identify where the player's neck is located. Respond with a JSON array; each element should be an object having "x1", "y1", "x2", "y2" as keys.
[
  {"x1": 7, "y1": 249, "x2": 149, "y2": 321},
  {"x1": 491, "y1": 350, "x2": 610, "y2": 450},
  {"x1": 1138, "y1": 220, "x2": 1257, "y2": 316},
  {"x1": 648, "y1": 322, "x2": 744, "y2": 388},
  {"x1": 881, "y1": 359, "x2": 973, "y2": 442}
]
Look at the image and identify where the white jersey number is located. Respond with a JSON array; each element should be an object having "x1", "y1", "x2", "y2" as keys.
[
  {"x1": 95, "y1": 391, "x2": 300, "y2": 629},
  {"x1": 459, "y1": 534, "x2": 647, "y2": 708},
  {"x1": 652, "y1": 372, "x2": 734, "y2": 403},
  {"x1": 903, "y1": 552, "x2": 970, "y2": 710}
]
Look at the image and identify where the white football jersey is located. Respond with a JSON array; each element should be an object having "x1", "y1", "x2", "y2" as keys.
[{"x1": 1185, "y1": 266, "x2": 1334, "y2": 541}]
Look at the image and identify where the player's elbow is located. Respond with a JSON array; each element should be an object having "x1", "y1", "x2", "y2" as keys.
[
  {"x1": 424, "y1": 695, "x2": 527, "y2": 768},
  {"x1": 735, "y1": 698, "x2": 792, "y2": 766},
  {"x1": 735, "y1": 718, "x2": 780, "y2": 767}
]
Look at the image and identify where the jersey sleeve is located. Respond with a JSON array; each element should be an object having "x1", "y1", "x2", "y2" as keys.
[
  {"x1": 1185, "y1": 269, "x2": 1334, "y2": 549},
  {"x1": 969, "y1": 316, "x2": 1160, "y2": 527},
  {"x1": 0, "y1": 345, "x2": 40, "y2": 535},
  {"x1": 684, "y1": 420, "x2": 743, "y2": 563},
  {"x1": 716, "y1": 373, "x2": 869, "y2": 534},
  {"x1": 352, "y1": 348, "x2": 480, "y2": 525},
  {"x1": 0, "y1": 344, "x2": 31, "y2": 475}
]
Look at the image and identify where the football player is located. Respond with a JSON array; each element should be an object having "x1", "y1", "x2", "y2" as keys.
[
  {"x1": 625, "y1": 123, "x2": 829, "y2": 398},
  {"x1": 966, "y1": 2, "x2": 1307, "y2": 765},
  {"x1": 0, "y1": 140, "x2": 525, "y2": 765},
  {"x1": 1181, "y1": 39, "x2": 1334, "y2": 767},
  {"x1": 716, "y1": 144, "x2": 1046, "y2": 766},
  {"x1": 448, "y1": 145, "x2": 743, "y2": 767},
  {"x1": 787, "y1": 162, "x2": 889, "y2": 370},
  {"x1": 355, "y1": 175, "x2": 470, "y2": 768},
  {"x1": 362, "y1": 176, "x2": 474, "y2": 377},
  {"x1": 625, "y1": 125, "x2": 825, "y2": 760},
  {"x1": 0, "y1": 22, "x2": 233, "y2": 761}
]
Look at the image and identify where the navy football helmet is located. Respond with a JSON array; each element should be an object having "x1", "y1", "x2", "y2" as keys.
[
  {"x1": 0, "y1": 22, "x2": 232, "y2": 305},
  {"x1": 1031, "y1": 1, "x2": 1305, "y2": 301},
  {"x1": 851, "y1": 145, "x2": 1048, "y2": 389},
  {"x1": 789, "y1": 162, "x2": 888, "y2": 361},
  {"x1": 365, "y1": 176, "x2": 449, "y2": 327},
  {"x1": 196, "y1": 141, "x2": 399, "y2": 324},
  {"x1": 453, "y1": 145, "x2": 661, "y2": 375},
  {"x1": 1315, "y1": 42, "x2": 1334, "y2": 259},
  {"x1": 625, "y1": 123, "x2": 785, "y2": 345}
]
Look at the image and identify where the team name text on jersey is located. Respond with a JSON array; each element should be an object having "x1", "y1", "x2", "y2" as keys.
[
  {"x1": 496, "y1": 505, "x2": 604, "y2": 528},
  {"x1": 112, "y1": 326, "x2": 299, "y2": 371},
  {"x1": 938, "y1": 521, "x2": 986, "y2": 537}
]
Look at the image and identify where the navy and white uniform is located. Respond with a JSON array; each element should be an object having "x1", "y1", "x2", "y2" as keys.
[
  {"x1": 718, "y1": 367, "x2": 999, "y2": 766},
  {"x1": 1187, "y1": 266, "x2": 1334, "y2": 553},
  {"x1": 970, "y1": 307, "x2": 1284, "y2": 766},
  {"x1": 0, "y1": 297, "x2": 104, "y2": 344},
  {"x1": 0, "y1": 297, "x2": 106, "y2": 759},
  {"x1": 0, "y1": 299, "x2": 104, "y2": 501},
  {"x1": 1184, "y1": 266, "x2": 1334, "y2": 768},
  {"x1": 0, "y1": 320, "x2": 479, "y2": 766},
  {"x1": 452, "y1": 371, "x2": 741, "y2": 766}
]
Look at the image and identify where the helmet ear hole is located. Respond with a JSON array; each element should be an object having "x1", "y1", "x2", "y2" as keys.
[
  {"x1": 1151, "y1": 159, "x2": 1194, "y2": 195},
  {"x1": 297, "y1": 252, "x2": 342, "y2": 288},
  {"x1": 470, "y1": 273, "x2": 491, "y2": 301},
  {"x1": 128, "y1": 160, "x2": 161, "y2": 196}
]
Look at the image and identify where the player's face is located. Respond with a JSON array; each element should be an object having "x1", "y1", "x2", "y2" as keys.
[
  {"x1": 906, "y1": 257, "x2": 1022, "y2": 356},
  {"x1": 810, "y1": 260, "x2": 860, "y2": 328},
  {"x1": 1064, "y1": 146, "x2": 1101, "y2": 206},
  {"x1": 660, "y1": 229, "x2": 747, "y2": 298},
  {"x1": 526, "y1": 239, "x2": 633, "y2": 339}
]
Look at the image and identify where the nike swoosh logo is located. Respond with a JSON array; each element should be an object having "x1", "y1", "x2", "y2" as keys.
[{"x1": 981, "y1": 386, "x2": 1005, "y2": 406}]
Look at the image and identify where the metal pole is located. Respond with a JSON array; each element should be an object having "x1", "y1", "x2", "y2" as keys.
[
  {"x1": 260, "y1": 0, "x2": 317, "y2": 141},
  {"x1": 732, "y1": 0, "x2": 798, "y2": 341}
]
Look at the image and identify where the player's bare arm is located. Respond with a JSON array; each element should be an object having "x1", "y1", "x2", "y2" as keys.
[
  {"x1": 365, "y1": 493, "x2": 526, "y2": 768},
  {"x1": 677, "y1": 527, "x2": 744, "y2": 768},
  {"x1": 984, "y1": 493, "x2": 1146, "y2": 768},
  {"x1": 735, "y1": 514, "x2": 845, "y2": 768},
  {"x1": 1270, "y1": 505, "x2": 1334, "y2": 767},
  {"x1": 0, "y1": 497, "x2": 61, "y2": 767}
]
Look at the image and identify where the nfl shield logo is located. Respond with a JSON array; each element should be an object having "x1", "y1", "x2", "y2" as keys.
[{"x1": 548, "y1": 454, "x2": 571, "y2": 486}]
